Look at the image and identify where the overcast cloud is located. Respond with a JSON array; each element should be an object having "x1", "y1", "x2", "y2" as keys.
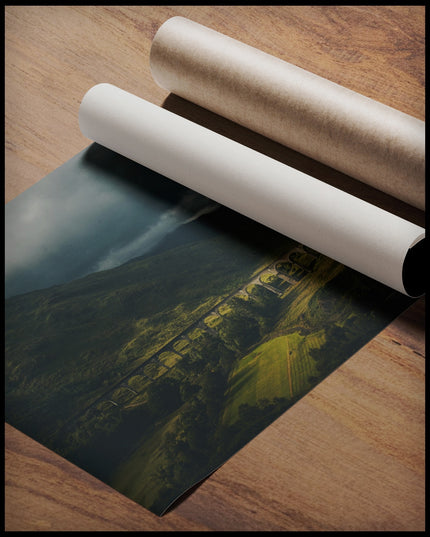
[{"x1": 5, "y1": 147, "x2": 216, "y2": 299}]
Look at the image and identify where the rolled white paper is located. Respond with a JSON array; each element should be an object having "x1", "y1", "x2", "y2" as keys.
[
  {"x1": 150, "y1": 17, "x2": 425, "y2": 210},
  {"x1": 79, "y1": 83, "x2": 424, "y2": 296}
]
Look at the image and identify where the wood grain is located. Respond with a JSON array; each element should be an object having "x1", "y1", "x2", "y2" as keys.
[{"x1": 5, "y1": 5, "x2": 425, "y2": 531}]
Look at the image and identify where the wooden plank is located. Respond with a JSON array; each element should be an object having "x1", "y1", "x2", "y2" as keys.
[{"x1": 4, "y1": 6, "x2": 425, "y2": 531}]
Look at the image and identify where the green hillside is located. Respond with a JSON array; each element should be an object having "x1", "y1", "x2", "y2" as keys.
[
  {"x1": 5, "y1": 232, "x2": 268, "y2": 441},
  {"x1": 5, "y1": 221, "x2": 413, "y2": 515},
  {"x1": 222, "y1": 330, "x2": 325, "y2": 426}
]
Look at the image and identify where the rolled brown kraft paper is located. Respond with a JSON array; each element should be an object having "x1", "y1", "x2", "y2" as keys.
[{"x1": 150, "y1": 16, "x2": 425, "y2": 210}]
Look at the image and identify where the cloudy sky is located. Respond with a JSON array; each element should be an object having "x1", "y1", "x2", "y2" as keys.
[{"x1": 5, "y1": 145, "x2": 218, "y2": 299}]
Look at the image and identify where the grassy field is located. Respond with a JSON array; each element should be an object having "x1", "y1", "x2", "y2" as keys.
[
  {"x1": 222, "y1": 330, "x2": 324, "y2": 426},
  {"x1": 111, "y1": 409, "x2": 183, "y2": 509}
]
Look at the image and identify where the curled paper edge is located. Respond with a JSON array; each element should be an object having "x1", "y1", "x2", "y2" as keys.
[{"x1": 79, "y1": 84, "x2": 425, "y2": 297}]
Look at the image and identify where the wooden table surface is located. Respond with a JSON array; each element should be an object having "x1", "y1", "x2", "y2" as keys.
[{"x1": 5, "y1": 6, "x2": 425, "y2": 531}]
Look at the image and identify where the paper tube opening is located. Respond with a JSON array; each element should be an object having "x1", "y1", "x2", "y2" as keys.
[{"x1": 402, "y1": 239, "x2": 426, "y2": 297}]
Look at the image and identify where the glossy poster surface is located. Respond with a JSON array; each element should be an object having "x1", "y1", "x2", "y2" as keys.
[{"x1": 5, "y1": 145, "x2": 413, "y2": 515}]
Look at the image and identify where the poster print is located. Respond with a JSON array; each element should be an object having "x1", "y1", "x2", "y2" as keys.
[{"x1": 5, "y1": 144, "x2": 413, "y2": 514}]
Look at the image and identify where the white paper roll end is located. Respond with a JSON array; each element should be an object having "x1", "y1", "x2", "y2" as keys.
[
  {"x1": 79, "y1": 83, "x2": 113, "y2": 139},
  {"x1": 78, "y1": 83, "x2": 425, "y2": 298}
]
